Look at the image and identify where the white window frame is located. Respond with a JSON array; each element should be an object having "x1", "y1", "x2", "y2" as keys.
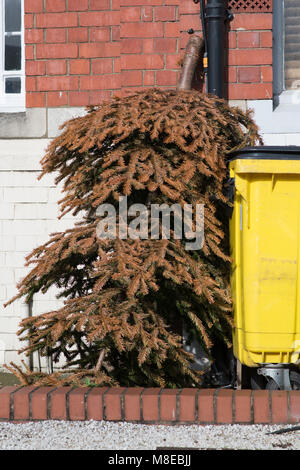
[
  {"x1": 247, "y1": 0, "x2": 300, "y2": 142},
  {"x1": 273, "y1": 0, "x2": 300, "y2": 108},
  {"x1": 0, "y1": 0, "x2": 25, "y2": 113}
]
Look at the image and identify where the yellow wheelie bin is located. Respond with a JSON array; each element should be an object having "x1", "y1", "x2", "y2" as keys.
[{"x1": 229, "y1": 146, "x2": 300, "y2": 390}]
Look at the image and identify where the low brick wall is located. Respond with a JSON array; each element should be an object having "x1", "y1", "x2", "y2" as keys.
[{"x1": 0, "y1": 387, "x2": 299, "y2": 424}]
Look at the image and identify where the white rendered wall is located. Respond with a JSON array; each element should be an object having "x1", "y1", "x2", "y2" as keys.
[
  {"x1": 0, "y1": 138, "x2": 82, "y2": 371},
  {"x1": 243, "y1": 98, "x2": 300, "y2": 145}
]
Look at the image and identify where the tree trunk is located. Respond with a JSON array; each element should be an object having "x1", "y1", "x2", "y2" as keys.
[{"x1": 177, "y1": 35, "x2": 204, "y2": 91}]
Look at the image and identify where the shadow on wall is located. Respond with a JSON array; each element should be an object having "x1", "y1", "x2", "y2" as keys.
[{"x1": 0, "y1": 371, "x2": 20, "y2": 386}]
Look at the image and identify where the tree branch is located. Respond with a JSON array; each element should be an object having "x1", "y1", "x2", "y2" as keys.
[
  {"x1": 94, "y1": 348, "x2": 106, "y2": 373},
  {"x1": 177, "y1": 35, "x2": 204, "y2": 91}
]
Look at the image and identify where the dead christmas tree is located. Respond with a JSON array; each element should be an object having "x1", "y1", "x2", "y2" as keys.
[{"x1": 4, "y1": 88, "x2": 262, "y2": 387}]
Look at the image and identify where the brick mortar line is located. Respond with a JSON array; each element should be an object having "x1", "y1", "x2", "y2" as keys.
[
  {"x1": 66, "y1": 386, "x2": 75, "y2": 420},
  {"x1": 175, "y1": 388, "x2": 182, "y2": 422},
  {"x1": 140, "y1": 388, "x2": 145, "y2": 422},
  {"x1": 213, "y1": 389, "x2": 219, "y2": 424},
  {"x1": 232, "y1": 389, "x2": 236, "y2": 424},
  {"x1": 120, "y1": 387, "x2": 128, "y2": 421},
  {"x1": 28, "y1": 386, "x2": 40, "y2": 420},
  {"x1": 268, "y1": 389, "x2": 272, "y2": 424},
  {"x1": 250, "y1": 390, "x2": 254, "y2": 424},
  {"x1": 102, "y1": 387, "x2": 110, "y2": 421},
  {"x1": 9, "y1": 387, "x2": 24, "y2": 421},
  {"x1": 84, "y1": 387, "x2": 94, "y2": 421},
  {"x1": 47, "y1": 387, "x2": 58, "y2": 420},
  {"x1": 287, "y1": 390, "x2": 291, "y2": 424},
  {"x1": 195, "y1": 389, "x2": 200, "y2": 422},
  {"x1": 158, "y1": 388, "x2": 163, "y2": 422}
]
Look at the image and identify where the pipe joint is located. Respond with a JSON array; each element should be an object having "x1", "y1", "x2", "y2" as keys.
[
  {"x1": 205, "y1": 0, "x2": 225, "y2": 19},
  {"x1": 205, "y1": 6, "x2": 225, "y2": 20}
]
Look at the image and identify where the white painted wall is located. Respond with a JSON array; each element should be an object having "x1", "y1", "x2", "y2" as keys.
[
  {"x1": 0, "y1": 138, "x2": 82, "y2": 371},
  {"x1": 241, "y1": 98, "x2": 300, "y2": 146}
]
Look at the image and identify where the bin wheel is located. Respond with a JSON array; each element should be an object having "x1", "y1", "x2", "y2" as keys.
[
  {"x1": 265, "y1": 378, "x2": 280, "y2": 390},
  {"x1": 265, "y1": 371, "x2": 300, "y2": 390},
  {"x1": 250, "y1": 369, "x2": 267, "y2": 390}
]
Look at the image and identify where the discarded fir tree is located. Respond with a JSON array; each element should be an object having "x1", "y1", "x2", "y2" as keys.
[{"x1": 5, "y1": 88, "x2": 262, "y2": 387}]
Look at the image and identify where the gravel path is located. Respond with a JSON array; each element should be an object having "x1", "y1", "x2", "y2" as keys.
[{"x1": 0, "y1": 420, "x2": 299, "y2": 450}]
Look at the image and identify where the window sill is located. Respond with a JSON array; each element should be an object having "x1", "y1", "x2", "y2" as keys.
[
  {"x1": 248, "y1": 93, "x2": 300, "y2": 135},
  {"x1": 0, "y1": 106, "x2": 26, "y2": 114},
  {"x1": 278, "y1": 90, "x2": 300, "y2": 107}
]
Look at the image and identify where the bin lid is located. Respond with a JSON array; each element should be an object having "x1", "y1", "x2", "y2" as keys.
[{"x1": 230, "y1": 146, "x2": 300, "y2": 161}]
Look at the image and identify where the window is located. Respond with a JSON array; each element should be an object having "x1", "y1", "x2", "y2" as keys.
[
  {"x1": 284, "y1": 0, "x2": 300, "y2": 90},
  {"x1": 273, "y1": 0, "x2": 300, "y2": 103},
  {"x1": 0, "y1": 0, "x2": 25, "y2": 112}
]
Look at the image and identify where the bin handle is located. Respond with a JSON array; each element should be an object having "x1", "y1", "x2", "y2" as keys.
[{"x1": 235, "y1": 176, "x2": 250, "y2": 229}]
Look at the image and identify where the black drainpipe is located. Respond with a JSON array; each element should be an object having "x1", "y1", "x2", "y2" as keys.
[
  {"x1": 193, "y1": 0, "x2": 234, "y2": 98},
  {"x1": 206, "y1": 0, "x2": 226, "y2": 98}
]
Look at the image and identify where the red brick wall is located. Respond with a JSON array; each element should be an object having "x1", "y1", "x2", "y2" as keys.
[
  {"x1": 24, "y1": 0, "x2": 273, "y2": 108},
  {"x1": 227, "y1": 12, "x2": 273, "y2": 99},
  {"x1": 25, "y1": 0, "x2": 120, "y2": 107},
  {"x1": 1, "y1": 386, "x2": 299, "y2": 424},
  {"x1": 120, "y1": 0, "x2": 180, "y2": 95},
  {"x1": 179, "y1": 2, "x2": 273, "y2": 100}
]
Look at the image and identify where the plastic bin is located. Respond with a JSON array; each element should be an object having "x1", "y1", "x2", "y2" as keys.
[{"x1": 229, "y1": 146, "x2": 300, "y2": 368}]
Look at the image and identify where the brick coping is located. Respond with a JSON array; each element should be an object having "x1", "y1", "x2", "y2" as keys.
[{"x1": 0, "y1": 387, "x2": 299, "y2": 425}]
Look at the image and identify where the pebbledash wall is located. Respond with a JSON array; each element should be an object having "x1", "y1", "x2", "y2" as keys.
[{"x1": 0, "y1": 0, "x2": 299, "y2": 370}]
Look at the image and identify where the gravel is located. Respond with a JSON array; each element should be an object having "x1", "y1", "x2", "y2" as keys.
[{"x1": 0, "y1": 421, "x2": 299, "y2": 450}]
